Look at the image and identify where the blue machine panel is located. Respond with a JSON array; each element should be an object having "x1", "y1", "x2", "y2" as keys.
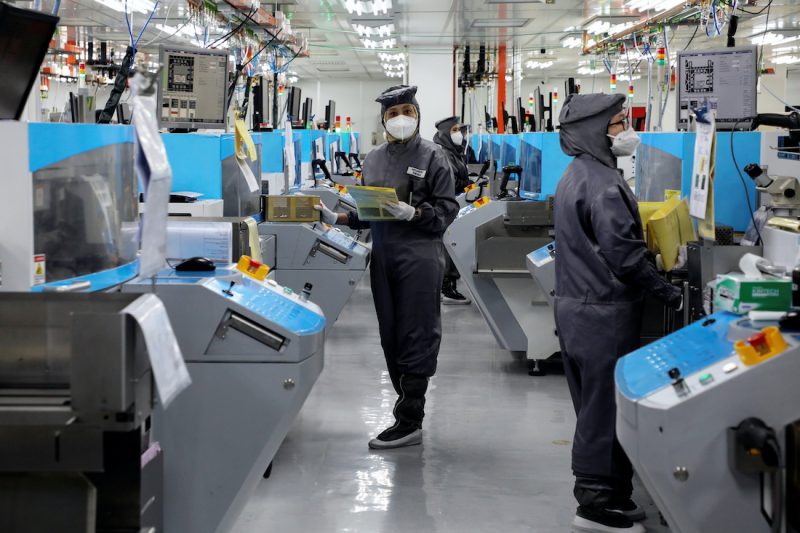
[
  {"x1": 615, "y1": 312, "x2": 739, "y2": 400},
  {"x1": 32, "y1": 261, "x2": 140, "y2": 293},
  {"x1": 321, "y1": 227, "x2": 358, "y2": 250},
  {"x1": 29, "y1": 123, "x2": 134, "y2": 172},
  {"x1": 259, "y1": 131, "x2": 285, "y2": 173},
  {"x1": 204, "y1": 277, "x2": 326, "y2": 335}
]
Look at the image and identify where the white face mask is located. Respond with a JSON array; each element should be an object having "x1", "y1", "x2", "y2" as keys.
[
  {"x1": 385, "y1": 115, "x2": 418, "y2": 141},
  {"x1": 450, "y1": 132, "x2": 464, "y2": 146},
  {"x1": 608, "y1": 127, "x2": 641, "y2": 157}
]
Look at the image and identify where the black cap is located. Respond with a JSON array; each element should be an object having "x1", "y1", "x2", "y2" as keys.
[
  {"x1": 376, "y1": 85, "x2": 419, "y2": 115},
  {"x1": 435, "y1": 115, "x2": 460, "y2": 134}
]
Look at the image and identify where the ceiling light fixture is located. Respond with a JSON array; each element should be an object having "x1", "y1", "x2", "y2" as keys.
[
  {"x1": 362, "y1": 37, "x2": 396, "y2": 49},
  {"x1": 625, "y1": 0, "x2": 685, "y2": 13},
  {"x1": 471, "y1": 18, "x2": 531, "y2": 28},
  {"x1": 773, "y1": 55, "x2": 800, "y2": 64},
  {"x1": 560, "y1": 34, "x2": 583, "y2": 48},
  {"x1": 582, "y1": 15, "x2": 637, "y2": 36},
  {"x1": 97, "y1": 0, "x2": 155, "y2": 14},
  {"x1": 577, "y1": 66, "x2": 605, "y2": 75},
  {"x1": 353, "y1": 23, "x2": 394, "y2": 38},
  {"x1": 343, "y1": 0, "x2": 392, "y2": 17},
  {"x1": 486, "y1": 0, "x2": 543, "y2": 3},
  {"x1": 749, "y1": 32, "x2": 800, "y2": 46},
  {"x1": 378, "y1": 52, "x2": 405, "y2": 62},
  {"x1": 525, "y1": 60, "x2": 553, "y2": 69}
]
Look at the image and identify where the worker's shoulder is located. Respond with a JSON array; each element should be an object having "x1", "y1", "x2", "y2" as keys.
[{"x1": 418, "y1": 137, "x2": 445, "y2": 154}]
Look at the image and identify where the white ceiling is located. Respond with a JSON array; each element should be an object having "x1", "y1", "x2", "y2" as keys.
[{"x1": 20, "y1": 0, "x2": 800, "y2": 80}]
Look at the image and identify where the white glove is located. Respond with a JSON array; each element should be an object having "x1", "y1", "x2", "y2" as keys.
[
  {"x1": 314, "y1": 201, "x2": 338, "y2": 225},
  {"x1": 382, "y1": 201, "x2": 416, "y2": 221},
  {"x1": 675, "y1": 245, "x2": 688, "y2": 270}
]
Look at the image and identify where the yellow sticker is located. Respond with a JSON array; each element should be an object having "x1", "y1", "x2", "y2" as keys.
[
  {"x1": 234, "y1": 117, "x2": 258, "y2": 162},
  {"x1": 465, "y1": 183, "x2": 477, "y2": 192},
  {"x1": 664, "y1": 189, "x2": 681, "y2": 201}
]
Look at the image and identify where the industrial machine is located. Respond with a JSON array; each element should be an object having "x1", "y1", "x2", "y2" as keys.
[
  {"x1": 616, "y1": 312, "x2": 800, "y2": 533},
  {"x1": 125, "y1": 267, "x2": 326, "y2": 533},
  {"x1": 446, "y1": 199, "x2": 559, "y2": 370},
  {"x1": 258, "y1": 220, "x2": 370, "y2": 329},
  {"x1": 0, "y1": 121, "x2": 140, "y2": 292},
  {"x1": 0, "y1": 292, "x2": 175, "y2": 532}
]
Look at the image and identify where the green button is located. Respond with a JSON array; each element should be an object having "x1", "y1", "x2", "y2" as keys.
[{"x1": 699, "y1": 373, "x2": 714, "y2": 385}]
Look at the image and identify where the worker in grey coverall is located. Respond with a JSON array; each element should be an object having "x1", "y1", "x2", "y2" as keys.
[
  {"x1": 433, "y1": 115, "x2": 471, "y2": 305},
  {"x1": 317, "y1": 85, "x2": 458, "y2": 450},
  {"x1": 554, "y1": 93, "x2": 682, "y2": 533}
]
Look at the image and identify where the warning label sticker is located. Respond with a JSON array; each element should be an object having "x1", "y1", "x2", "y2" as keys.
[{"x1": 33, "y1": 254, "x2": 46, "y2": 286}]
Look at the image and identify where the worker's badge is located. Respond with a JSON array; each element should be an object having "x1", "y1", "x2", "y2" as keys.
[{"x1": 406, "y1": 167, "x2": 426, "y2": 178}]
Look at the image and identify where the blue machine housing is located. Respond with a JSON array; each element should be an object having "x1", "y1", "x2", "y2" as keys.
[
  {"x1": 258, "y1": 131, "x2": 285, "y2": 175},
  {"x1": 28, "y1": 123, "x2": 139, "y2": 293},
  {"x1": 162, "y1": 132, "x2": 263, "y2": 201},
  {"x1": 519, "y1": 132, "x2": 573, "y2": 199},
  {"x1": 636, "y1": 132, "x2": 760, "y2": 231}
]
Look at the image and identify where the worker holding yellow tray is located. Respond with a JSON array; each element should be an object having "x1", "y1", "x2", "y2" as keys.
[{"x1": 315, "y1": 85, "x2": 458, "y2": 451}]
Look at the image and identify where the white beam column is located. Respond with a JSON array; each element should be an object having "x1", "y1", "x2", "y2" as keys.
[{"x1": 408, "y1": 48, "x2": 454, "y2": 141}]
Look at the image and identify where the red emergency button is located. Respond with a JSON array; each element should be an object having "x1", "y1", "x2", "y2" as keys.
[{"x1": 748, "y1": 332, "x2": 769, "y2": 355}]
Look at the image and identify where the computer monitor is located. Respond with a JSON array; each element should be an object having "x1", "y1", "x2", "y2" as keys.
[
  {"x1": 0, "y1": 4, "x2": 59, "y2": 120},
  {"x1": 301, "y1": 97, "x2": 313, "y2": 126},
  {"x1": 325, "y1": 100, "x2": 336, "y2": 130},
  {"x1": 158, "y1": 45, "x2": 229, "y2": 130},
  {"x1": 676, "y1": 46, "x2": 757, "y2": 131},
  {"x1": 287, "y1": 87, "x2": 302, "y2": 124}
]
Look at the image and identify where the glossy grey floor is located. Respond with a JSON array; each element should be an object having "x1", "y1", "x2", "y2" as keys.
[{"x1": 230, "y1": 279, "x2": 670, "y2": 533}]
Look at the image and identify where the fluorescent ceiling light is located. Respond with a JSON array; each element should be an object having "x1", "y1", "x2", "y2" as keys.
[
  {"x1": 378, "y1": 52, "x2": 405, "y2": 61},
  {"x1": 582, "y1": 15, "x2": 638, "y2": 36},
  {"x1": 361, "y1": 37, "x2": 396, "y2": 49},
  {"x1": 577, "y1": 66, "x2": 605, "y2": 75},
  {"x1": 471, "y1": 18, "x2": 531, "y2": 28},
  {"x1": 486, "y1": 0, "x2": 542, "y2": 3},
  {"x1": 560, "y1": 34, "x2": 583, "y2": 48},
  {"x1": 625, "y1": 0, "x2": 685, "y2": 13},
  {"x1": 353, "y1": 23, "x2": 394, "y2": 37},
  {"x1": 749, "y1": 32, "x2": 800, "y2": 46},
  {"x1": 525, "y1": 60, "x2": 553, "y2": 69},
  {"x1": 343, "y1": 0, "x2": 392, "y2": 16},
  {"x1": 773, "y1": 55, "x2": 800, "y2": 64},
  {"x1": 317, "y1": 66, "x2": 351, "y2": 72},
  {"x1": 96, "y1": 0, "x2": 155, "y2": 14},
  {"x1": 385, "y1": 70, "x2": 404, "y2": 78}
]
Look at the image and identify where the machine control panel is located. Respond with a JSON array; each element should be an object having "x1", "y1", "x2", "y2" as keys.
[
  {"x1": 615, "y1": 312, "x2": 740, "y2": 400},
  {"x1": 319, "y1": 224, "x2": 360, "y2": 251},
  {"x1": 204, "y1": 276, "x2": 325, "y2": 335},
  {"x1": 529, "y1": 242, "x2": 556, "y2": 267}
]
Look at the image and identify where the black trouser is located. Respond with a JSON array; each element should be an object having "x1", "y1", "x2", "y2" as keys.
[
  {"x1": 443, "y1": 255, "x2": 460, "y2": 287},
  {"x1": 554, "y1": 297, "x2": 643, "y2": 507},
  {"x1": 370, "y1": 239, "x2": 446, "y2": 393}
]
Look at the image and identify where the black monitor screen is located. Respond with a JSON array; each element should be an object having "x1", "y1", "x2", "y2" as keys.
[
  {"x1": 325, "y1": 100, "x2": 336, "y2": 129},
  {"x1": 0, "y1": 4, "x2": 59, "y2": 120}
]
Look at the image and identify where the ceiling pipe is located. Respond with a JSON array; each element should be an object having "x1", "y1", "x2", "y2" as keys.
[{"x1": 582, "y1": 0, "x2": 702, "y2": 55}]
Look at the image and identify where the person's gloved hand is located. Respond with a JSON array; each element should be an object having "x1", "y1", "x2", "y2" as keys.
[
  {"x1": 314, "y1": 201, "x2": 338, "y2": 225},
  {"x1": 382, "y1": 201, "x2": 416, "y2": 221},
  {"x1": 675, "y1": 245, "x2": 688, "y2": 270}
]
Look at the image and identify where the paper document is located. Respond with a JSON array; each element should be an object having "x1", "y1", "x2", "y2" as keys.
[
  {"x1": 166, "y1": 220, "x2": 233, "y2": 263},
  {"x1": 123, "y1": 294, "x2": 190, "y2": 408},
  {"x1": 346, "y1": 185, "x2": 400, "y2": 221},
  {"x1": 244, "y1": 217, "x2": 263, "y2": 263}
]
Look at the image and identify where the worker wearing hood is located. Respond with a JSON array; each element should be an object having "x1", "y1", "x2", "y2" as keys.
[
  {"x1": 553, "y1": 93, "x2": 682, "y2": 533},
  {"x1": 434, "y1": 115, "x2": 471, "y2": 305},
  {"x1": 316, "y1": 85, "x2": 458, "y2": 450}
]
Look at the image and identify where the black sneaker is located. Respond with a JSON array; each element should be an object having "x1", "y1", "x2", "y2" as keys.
[
  {"x1": 368, "y1": 424, "x2": 422, "y2": 450},
  {"x1": 607, "y1": 499, "x2": 646, "y2": 522},
  {"x1": 572, "y1": 506, "x2": 645, "y2": 533},
  {"x1": 441, "y1": 287, "x2": 471, "y2": 305}
]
